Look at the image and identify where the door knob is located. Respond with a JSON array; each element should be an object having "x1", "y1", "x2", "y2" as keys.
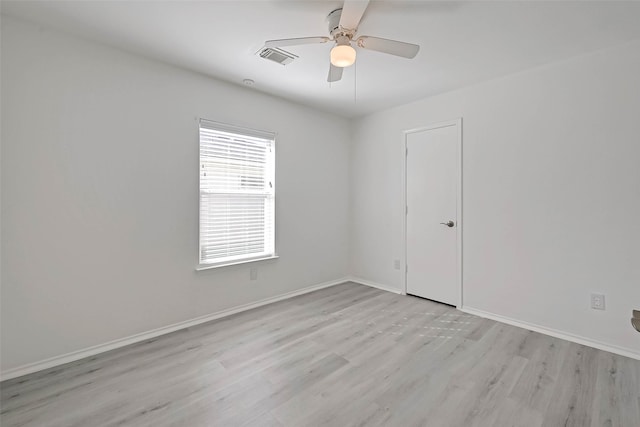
[{"x1": 440, "y1": 220, "x2": 455, "y2": 228}]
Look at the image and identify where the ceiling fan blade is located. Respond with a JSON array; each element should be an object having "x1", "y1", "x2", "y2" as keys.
[
  {"x1": 264, "y1": 37, "x2": 330, "y2": 49},
  {"x1": 328, "y1": 63, "x2": 343, "y2": 83},
  {"x1": 356, "y1": 36, "x2": 420, "y2": 59},
  {"x1": 339, "y1": 0, "x2": 370, "y2": 30}
]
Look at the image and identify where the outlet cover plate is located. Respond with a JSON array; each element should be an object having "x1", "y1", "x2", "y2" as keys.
[{"x1": 590, "y1": 293, "x2": 605, "y2": 310}]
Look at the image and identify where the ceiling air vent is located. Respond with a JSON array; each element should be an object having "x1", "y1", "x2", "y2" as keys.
[{"x1": 257, "y1": 47, "x2": 298, "y2": 66}]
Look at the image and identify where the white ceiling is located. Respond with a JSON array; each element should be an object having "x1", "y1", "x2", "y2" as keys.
[{"x1": 3, "y1": 1, "x2": 640, "y2": 117}]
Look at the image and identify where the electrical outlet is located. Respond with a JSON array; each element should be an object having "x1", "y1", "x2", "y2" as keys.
[
  {"x1": 590, "y1": 293, "x2": 605, "y2": 310},
  {"x1": 393, "y1": 259, "x2": 401, "y2": 270},
  {"x1": 250, "y1": 267, "x2": 258, "y2": 281}
]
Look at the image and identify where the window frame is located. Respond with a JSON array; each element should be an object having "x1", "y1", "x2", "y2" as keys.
[{"x1": 196, "y1": 119, "x2": 277, "y2": 270}]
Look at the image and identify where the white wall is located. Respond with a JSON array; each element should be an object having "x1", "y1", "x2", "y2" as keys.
[
  {"x1": 350, "y1": 40, "x2": 640, "y2": 356},
  {"x1": 0, "y1": 17, "x2": 350, "y2": 373}
]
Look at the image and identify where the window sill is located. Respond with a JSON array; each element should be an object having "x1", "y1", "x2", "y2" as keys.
[{"x1": 196, "y1": 255, "x2": 279, "y2": 271}]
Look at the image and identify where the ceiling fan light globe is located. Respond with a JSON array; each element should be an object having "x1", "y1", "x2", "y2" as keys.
[{"x1": 330, "y1": 45, "x2": 356, "y2": 68}]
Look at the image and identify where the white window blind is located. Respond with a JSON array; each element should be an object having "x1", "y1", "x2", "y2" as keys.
[{"x1": 199, "y1": 119, "x2": 275, "y2": 266}]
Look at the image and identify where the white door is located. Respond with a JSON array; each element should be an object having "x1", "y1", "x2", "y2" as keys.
[{"x1": 406, "y1": 122, "x2": 460, "y2": 306}]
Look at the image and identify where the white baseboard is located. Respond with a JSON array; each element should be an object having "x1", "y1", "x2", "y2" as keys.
[
  {"x1": 0, "y1": 277, "x2": 349, "y2": 382},
  {"x1": 346, "y1": 276, "x2": 403, "y2": 295},
  {"x1": 460, "y1": 306, "x2": 640, "y2": 361}
]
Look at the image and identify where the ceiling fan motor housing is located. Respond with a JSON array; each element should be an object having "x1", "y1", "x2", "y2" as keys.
[
  {"x1": 335, "y1": 35, "x2": 351, "y2": 47},
  {"x1": 327, "y1": 8, "x2": 355, "y2": 40},
  {"x1": 327, "y1": 9, "x2": 342, "y2": 35}
]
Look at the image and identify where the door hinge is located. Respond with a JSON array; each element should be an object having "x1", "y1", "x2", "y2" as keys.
[
  {"x1": 406, "y1": 205, "x2": 408, "y2": 215},
  {"x1": 405, "y1": 264, "x2": 408, "y2": 273},
  {"x1": 405, "y1": 147, "x2": 408, "y2": 156}
]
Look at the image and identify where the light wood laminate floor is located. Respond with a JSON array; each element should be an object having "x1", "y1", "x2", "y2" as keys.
[{"x1": 2, "y1": 282, "x2": 639, "y2": 426}]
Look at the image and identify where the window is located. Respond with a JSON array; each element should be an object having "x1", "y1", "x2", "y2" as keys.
[{"x1": 199, "y1": 119, "x2": 275, "y2": 267}]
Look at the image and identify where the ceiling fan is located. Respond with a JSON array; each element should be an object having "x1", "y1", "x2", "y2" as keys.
[{"x1": 263, "y1": 0, "x2": 420, "y2": 83}]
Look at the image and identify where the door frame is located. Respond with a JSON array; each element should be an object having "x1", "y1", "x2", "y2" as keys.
[{"x1": 402, "y1": 118, "x2": 463, "y2": 307}]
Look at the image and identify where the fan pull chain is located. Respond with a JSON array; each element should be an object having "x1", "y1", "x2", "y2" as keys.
[{"x1": 354, "y1": 59, "x2": 357, "y2": 103}]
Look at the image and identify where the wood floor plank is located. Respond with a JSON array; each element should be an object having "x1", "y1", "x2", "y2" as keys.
[
  {"x1": 509, "y1": 337, "x2": 570, "y2": 413},
  {"x1": 1, "y1": 282, "x2": 639, "y2": 427},
  {"x1": 486, "y1": 397, "x2": 544, "y2": 427},
  {"x1": 590, "y1": 350, "x2": 640, "y2": 427},
  {"x1": 541, "y1": 343, "x2": 600, "y2": 427}
]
